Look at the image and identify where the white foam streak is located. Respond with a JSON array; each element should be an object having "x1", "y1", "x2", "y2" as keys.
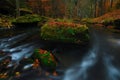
[
  {"x1": 104, "y1": 55, "x2": 120, "y2": 80},
  {"x1": 10, "y1": 46, "x2": 34, "y2": 61},
  {"x1": 2, "y1": 43, "x2": 33, "y2": 53},
  {"x1": 0, "y1": 33, "x2": 28, "y2": 49},
  {"x1": 23, "y1": 64, "x2": 33, "y2": 70},
  {"x1": 108, "y1": 38, "x2": 120, "y2": 46},
  {"x1": 64, "y1": 49, "x2": 97, "y2": 80}
]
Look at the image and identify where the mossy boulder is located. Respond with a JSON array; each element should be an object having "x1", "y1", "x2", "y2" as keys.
[
  {"x1": 12, "y1": 15, "x2": 48, "y2": 27},
  {"x1": 12, "y1": 15, "x2": 40, "y2": 23},
  {"x1": 41, "y1": 21, "x2": 89, "y2": 44},
  {"x1": 32, "y1": 49, "x2": 57, "y2": 71}
]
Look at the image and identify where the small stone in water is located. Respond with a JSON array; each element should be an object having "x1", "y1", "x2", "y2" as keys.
[
  {"x1": 52, "y1": 71, "x2": 57, "y2": 76},
  {"x1": 15, "y1": 72, "x2": 20, "y2": 77}
]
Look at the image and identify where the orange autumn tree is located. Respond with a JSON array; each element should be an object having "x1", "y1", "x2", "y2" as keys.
[
  {"x1": 27, "y1": 0, "x2": 65, "y2": 18},
  {"x1": 95, "y1": 0, "x2": 120, "y2": 17},
  {"x1": 27, "y1": 0, "x2": 43, "y2": 15},
  {"x1": 51, "y1": 0, "x2": 65, "y2": 18},
  {"x1": 26, "y1": 0, "x2": 120, "y2": 18}
]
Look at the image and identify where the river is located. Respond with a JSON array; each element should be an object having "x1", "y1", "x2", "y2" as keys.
[
  {"x1": 63, "y1": 27, "x2": 120, "y2": 80},
  {"x1": 0, "y1": 27, "x2": 120, "y2": 80},
  {"x1": 0, "y1": 27, "x2": 89, "y2": 80}
]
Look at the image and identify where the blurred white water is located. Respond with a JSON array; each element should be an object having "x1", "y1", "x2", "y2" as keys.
[
  {"x1": 63, "y1": 44, "x2": 98, "y2": 80},
  {"x1": 104, "y1": 54, "x2": 120, "y2": 80},
  {"x1": 63, "y1": 29, "x2": 120, "y2": 80},
  {"x1": 0, "y1": 33, "x2": 28, "y2": 49},
  {"x1": 0, "y1": 33, "x2": 38, "y2": 68}
]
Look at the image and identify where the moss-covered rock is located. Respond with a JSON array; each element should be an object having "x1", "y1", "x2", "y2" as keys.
[
  {"x1": 41, "y1": 21, "x2": 89, "y2": 44},
  {"x1": 32, "y1": 49, "x2": 57, "y2": 71},
  {"x1": 12, "y1": 15, "x2": 48, "y2": 27},
  {"x1": 12, "y1": 15, "x2": 41, "y2": 23}
]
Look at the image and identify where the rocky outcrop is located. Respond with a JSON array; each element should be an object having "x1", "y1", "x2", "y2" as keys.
[{"x1": 41, "y1": 20, "x2": 89, "y2": 44}]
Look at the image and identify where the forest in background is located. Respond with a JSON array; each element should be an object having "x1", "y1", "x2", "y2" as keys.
[
  {"x1": 0, "y1": 0, "x2": 120, "y2": 30},
  {"x1": 0, "y1": 0, "x2": 120, "y2": 18}
]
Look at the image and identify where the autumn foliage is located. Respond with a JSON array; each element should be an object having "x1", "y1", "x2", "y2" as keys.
[
  {"x1": 93, "y1": 9, "x2": 120, "y2": 23},
  {"x1": 27, "y1": 0, "x2": 65, "y2": 17},
  {"x1": 48, "y1": 21, "x2": 83, "y2": 28}
]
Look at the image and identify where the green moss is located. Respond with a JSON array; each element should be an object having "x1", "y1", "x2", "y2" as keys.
[
  {"x1": 12, "y1": 15, "x2": 48, "y2": 27},
  {"x1": 54, "y1": 18, "x2": 73, "y2": 22},
  {"x1": 102, "y1": 17, "x2": 115, "y2": 24},
  {"x1": 32, "y1": 49, "x2": 57, "y2": 70},
  {"x1": 41, "y1": 21, "x2": 89, "y2": 44},
  {"x1": 12, "y1": 14, "x2": 44, "y2": 23},
  {"x1": 13, "y1": 15, "x2": 40, "y2": 23},
  {"x1": 81, "y1": 18, "x2": 94, "y2": 24}
]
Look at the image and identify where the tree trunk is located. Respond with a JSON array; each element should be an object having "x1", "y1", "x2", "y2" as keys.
[
  {"x1": 110, "y1": 0, "x2": 113, "y2": 8},
  {"x1": 94, "y1": 0, "x2": 97, "y2": 17},
  {"x1": 16, "y1": 0, "x2": 20, "y2": 17}
]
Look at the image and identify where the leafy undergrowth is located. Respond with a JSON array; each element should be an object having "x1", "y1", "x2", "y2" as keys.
[
  {"x1": 92, "y1": 9, "x2": 120, "y2": 30},
  {"x1": 41, "y1": 20, "x2": 89, "y2": 44},
  {"x1": 0, "y1": 15, "x2": 13, "y2": 28},
  {"x1": 86, "y1": 9, "x2": 120, "y2": 31},
  {"x1": 93, "y1": 9, "x2": 120, "y2": 23}
]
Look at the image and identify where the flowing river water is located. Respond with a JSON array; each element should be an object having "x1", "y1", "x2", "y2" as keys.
[
  {"x1": 63, "y1": 27, "x2": 120, "y2": 80},
  {"x1": 0, "y1": 27, "x2": 88, "y2": 80},
  {"x1": 0, "y1": 27, "x2": 120, "y2": 80}
]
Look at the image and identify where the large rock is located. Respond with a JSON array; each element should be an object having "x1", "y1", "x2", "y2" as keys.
[{"x1": 41, "y1": 21, "x2": 89, "y2": 44}]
